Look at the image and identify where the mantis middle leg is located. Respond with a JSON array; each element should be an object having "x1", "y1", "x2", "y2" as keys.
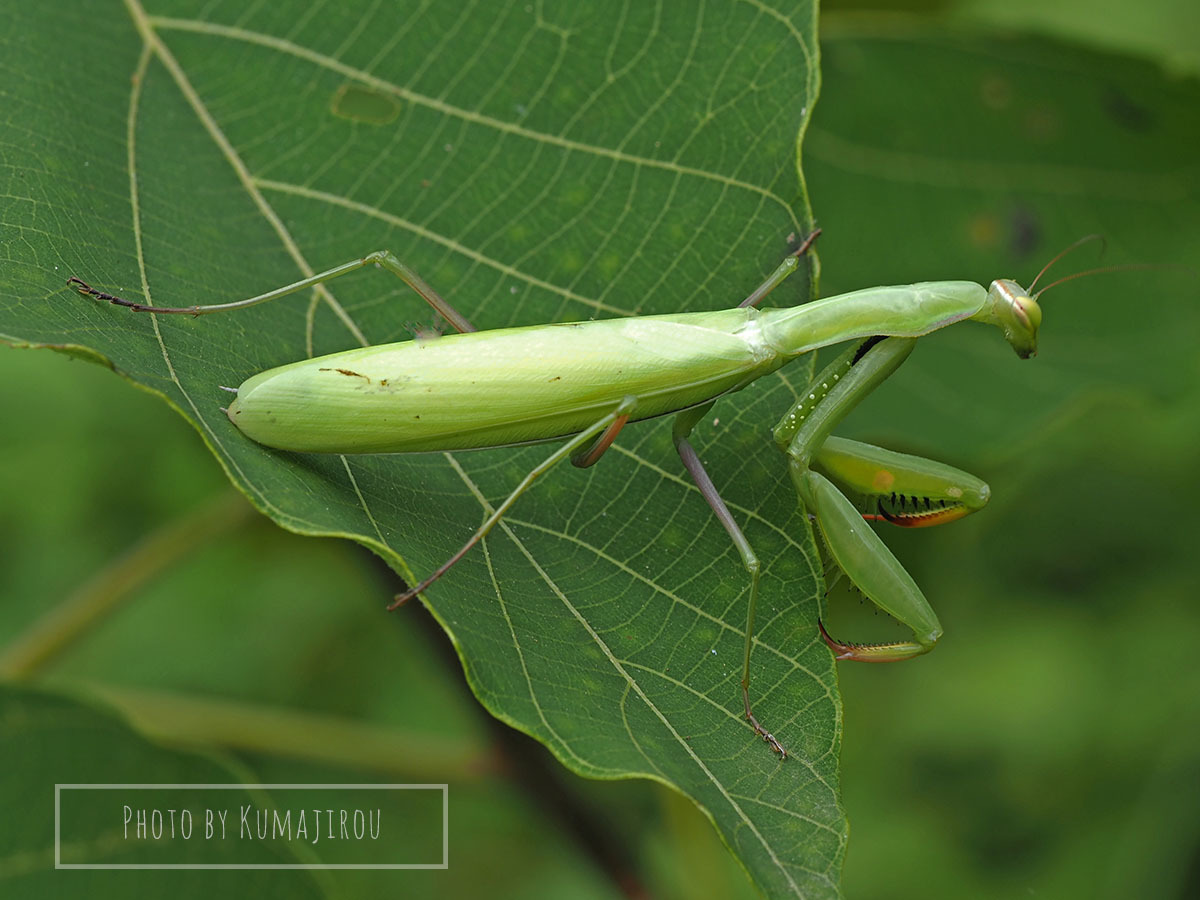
[
  {"x1": 390, "y1": 396, "x2": 638, "y2": 608},
  {"x1": 672, "y1": 402, "x2": 786, "y2": 758}
]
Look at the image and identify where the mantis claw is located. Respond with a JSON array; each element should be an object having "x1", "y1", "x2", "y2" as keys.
[
  {"x1": 747, "y1": 713, "x2": 787, "y2": 760},
  {"x1": 743, "y1": 686, "x2": 788, "y2": 759},
  {"x1": 817, "y1": 619, "x2": 934, "y2": 663},
  {"x1": 389, "y1": 590, "x2": 416, "y2": 610}
]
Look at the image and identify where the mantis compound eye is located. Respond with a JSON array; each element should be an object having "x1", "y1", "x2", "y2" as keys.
[{"x1": 987, "y1": 278, "x2": 1041, "y2": 359}]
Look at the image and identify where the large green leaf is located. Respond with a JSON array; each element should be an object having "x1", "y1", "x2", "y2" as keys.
[{"x1": 0, "y1": 1, "x2": 842, "y2": 897}]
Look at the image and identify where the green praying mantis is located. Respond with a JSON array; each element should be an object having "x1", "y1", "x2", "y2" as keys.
[{"x1": 70, "y1": 229, "x2": 1065, "y2": 758}]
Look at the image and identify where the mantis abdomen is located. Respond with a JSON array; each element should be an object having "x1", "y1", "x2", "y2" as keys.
[{"x1": 227, "y1": 307, "x2": 786, "y2": 453}]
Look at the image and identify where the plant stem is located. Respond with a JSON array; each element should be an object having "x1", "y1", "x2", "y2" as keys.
[{"x1": 0, "y1": 491, "x2": 253, "y2": 677}]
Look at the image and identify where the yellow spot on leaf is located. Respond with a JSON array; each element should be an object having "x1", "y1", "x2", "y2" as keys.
[{"x1": 331, "y1": 84, "x2": 401, "y2": 125}]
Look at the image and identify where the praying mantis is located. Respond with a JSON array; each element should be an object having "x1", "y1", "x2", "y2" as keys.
[{"x1": 69, "y1": 229, "x2": 1054, "y2": 758}]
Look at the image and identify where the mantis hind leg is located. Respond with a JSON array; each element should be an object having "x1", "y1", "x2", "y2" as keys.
[
  {"x1": 673, "y1": 403, "x2": 785, "y2": 759},
  {"x1": 571, "y1": 412, "x2": 632, "y2": 469},
  {"x1": 70, "y1": 250, "x2": 477, "y2": 334},
  {"x1": 389, "y1": 396, "x2": 639, "y2": 609}
]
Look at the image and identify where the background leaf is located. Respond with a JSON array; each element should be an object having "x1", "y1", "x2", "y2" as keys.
[
  {"x1": 806, "y1": 16, "x2": 1200, "y2": 900},
  {"x1": 1, "y1": 685, "x2": 329, "y2": 896},
  {"x1": 1, "y1": 1, "x2": 841, "y2": 897}
]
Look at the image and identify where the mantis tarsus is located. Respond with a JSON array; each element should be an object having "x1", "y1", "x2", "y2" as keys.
[{"x1": 70, "y1": 230, "x2": 1051, "y2": 758}]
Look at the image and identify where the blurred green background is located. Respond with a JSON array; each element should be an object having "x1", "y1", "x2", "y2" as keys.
[
  {"x1": 3, "y1": 0, "x2": 1198, "y2": 898},
  {"x1": 812, "y1": 2, "x2": 1200, "y2": 897}
]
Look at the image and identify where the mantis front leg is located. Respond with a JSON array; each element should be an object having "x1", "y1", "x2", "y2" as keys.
[
  {"x1": 678, "y1": 336, "x2": 991, "y2": 753},
  {"x1": 777, "y1": 337, "x2": 990, "y2": 661}
]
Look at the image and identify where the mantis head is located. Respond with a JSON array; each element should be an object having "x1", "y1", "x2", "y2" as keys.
[
  {"x1": 984, "y1": 234, "x2": 1140, "y2": 360},
  {"x1": 985, "y1": 278, "x2": 1042, "y2": 359}
]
